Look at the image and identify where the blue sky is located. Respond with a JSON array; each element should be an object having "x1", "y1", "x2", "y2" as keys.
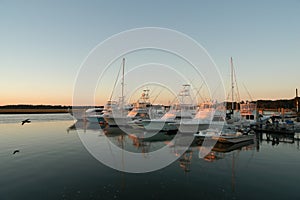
[{"x1": 0, "y1": 0, "x2": 299, "y2": 105}]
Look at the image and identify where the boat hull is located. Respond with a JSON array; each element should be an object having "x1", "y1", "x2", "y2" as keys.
[
  {"x1": 142, "y1": 120, "x2": 178, "y2": 132},
  {"x1": 104, "y1": 116, "x2": 130, "y2": 127},
  {"x1": 86, "y1": 115, "x2": 105, "y2": 123},
  {"x1": 212, "y1": 134, "x2": 255, "y2": 144},
  {"x1": 176, "y1": 122, "x2": 210, "y2": 133}
]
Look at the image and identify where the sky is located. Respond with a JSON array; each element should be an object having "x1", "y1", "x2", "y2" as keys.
[{"x1": 0, "y1": 0, "x2": 299, "y2": 106}]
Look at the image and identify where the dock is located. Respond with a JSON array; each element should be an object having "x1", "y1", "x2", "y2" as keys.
[{"x1": 252, "y1": 126, "x2": 295, "y2": 134}]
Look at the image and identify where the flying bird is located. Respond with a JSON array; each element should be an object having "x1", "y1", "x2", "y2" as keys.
[
  {"x1": 13, "y1": 149, "x2": 20, "y2": 154},
  {"x1": 21, "y1": 119, "x2": 31, "y2": 125}
]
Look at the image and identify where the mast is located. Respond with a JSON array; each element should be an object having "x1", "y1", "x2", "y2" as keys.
[
  {"x1": 231, "y1": 57, "x2": 234, "y2": 111},
  {"x1": 121, "y1": 58, "x2": 125, "y2": 111},
  {"x1": 296, "y1": 88, "x2": 299, "y2": 113}
]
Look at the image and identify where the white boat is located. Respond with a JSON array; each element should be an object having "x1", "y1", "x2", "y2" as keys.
[
  {"x1": 142, "y1": 84, "x2": 197, "y2": 132},
  {"x1": 141, "y1": 113, "x2": 179, "y2": 132},
  {"x1": 194, "y1": 127, "x2": 255, "y2": 144},
  {"x1": 85, "y1": 107, "x2": 105, "y2": 123},
  {"x1": 127, "y1": 104, "x2": 165, "y2": 129},
  {"x1": 105, "y1": 89, "x2": 152, "y2": 127},
  {"x1": 103, "y1": 58, "x2": 131, "y2": 127},
  {"x1": 212, "y1": 134, "x2": 255, "y2": 144},
  {"x1": 225, "y1": 58, "x2": 261, "y2": 129},
  {"x1": 103, "y1": 101, "x2": 131, "y2": 127},
  {"x1": 175, "y1": 101, "x2": 217, "y2": 133},
  {"x1": 127, "y1": 119, "x2": 144, "y2": 129},
  {"x1": 194, "y1": 128, "x2": 222, "y2": 138}
]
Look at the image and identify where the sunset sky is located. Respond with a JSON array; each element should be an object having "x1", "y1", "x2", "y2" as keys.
[{"x1": 1, "y1": 0, "x2": 299, "y2": 106}]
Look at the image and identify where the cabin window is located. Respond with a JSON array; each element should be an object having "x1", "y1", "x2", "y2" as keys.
[{"x1": 245, "y1": 115, "x2": 255, "y2": 120}]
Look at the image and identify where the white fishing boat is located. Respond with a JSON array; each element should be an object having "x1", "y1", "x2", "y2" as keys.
[
  {"x1": 194, "y1": 127, "x2": 255, "y2": 144},
  {"x1": 141, "y1": 110, "x2": 185, "y2": 132},
  {"x1": 69, "y1": 107, "x2": 105, "y2": 122},
  {"x1": 85, "y1": 107, "x2": 105, "y2": 123},
  {"x1": 194, "y1": 128, "x2": 222, "y2": 138},
  {"x1": 105, "y1": 89, "x2": 152, "y2": 127},
  {"x1": 213, "y1": 133, "x2": 255, "y2": 144},
  {"x1": 225, "y1": 57, "x2": 260, "y2": 129},
  {"x1": 175, "y1": 101, "x2": 216, "y2": 133},
  {"x1": 127, "y1": 104, "x2": 165, "y2": 129},
  {"x1": 142, "y1": 84, "x2": 197, "y2": 132},
  {"x1": 103, "y1": 100, "x2": 133, "y2": 124},
  {"x1": 103, "y1": 58, "x2": 131, "y2": 126}
]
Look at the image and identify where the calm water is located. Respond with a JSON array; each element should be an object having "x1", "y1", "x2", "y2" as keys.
[{"x1": 0, "y1": 114, "x2": 299, "y2": 200}]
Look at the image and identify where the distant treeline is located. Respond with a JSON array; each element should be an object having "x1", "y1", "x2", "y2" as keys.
[
  {"x1": 1, "y1": 98, "x2": 299, "y2": 110},
  {"x1": 226, "y1": 98, "x2": 299, "y2": 110},
  {"x1": 0, "y1": 104, "x2": 71, "y2": 109},
  {"x1": 256, "y1": 98, "x2": 299, "y2": 109}
]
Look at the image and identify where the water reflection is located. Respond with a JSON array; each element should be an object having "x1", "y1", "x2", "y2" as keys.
[
  {"x1": 178, "y1": 148, "x2": 193, "y2": 173},
  {"x1": 172, "y1": 139, "x2": 255, "y2": 174},
  {"x1": 255, "y1": 131, "x2": 299, "y2": 148},
  {"x1": 66, "y1": 120, "x2": 300, "y2": 177},
  {"x1": 2, "y1": 115, "x2": 300, "y2": 199},
  {"x1": 67, "y1": 120, "x2": 106, "y2": 133},
  {"x1": 67, "y1": 121, "x2": 257, "y2": 172}
]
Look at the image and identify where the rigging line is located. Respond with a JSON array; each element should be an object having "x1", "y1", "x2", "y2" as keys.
[
  {"x1": 194, "y1": 81, "x2": 206, "y2": 103},
  {"x1": 109, "y1": 61, "x2": 123, "y2": 101},
  {"x1": 233, "y1": 62, "x2": 241, "y2": 103},
  {"x1": 242, "y1": 82, "x2": 253, "y2": 102},
  {"x1": 189, "y1": 78, "x2": 202, "y2": 103},
  {"x1": 165, "y1": 87, "x2": 181, "y2": 106},
  {"x1": 152, "y1": 87, "x2": 165, "y2": 105},
  {"x1": 211, "y1": 81, "x2": 222, "y2": 100},
  {"x1": 168, "y1": 94, "x2": 180, "y2": 107},
  {"x1": 226, "y1": 89, "x2": 231, "y2": 102},
  {"x1": 169, "y1": 84, "x2": 191, "y2": 106},
  {"x1": 148, "y1": 86, "x2": 158, "y2": 102}
]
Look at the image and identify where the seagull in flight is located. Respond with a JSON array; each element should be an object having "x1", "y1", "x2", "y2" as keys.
[
  {"x1": 13, "y1": 149, "x2": 20, "y2": 154},
  {"x1": 21, "y1": 119, "x2": 31, "y2": 125}
]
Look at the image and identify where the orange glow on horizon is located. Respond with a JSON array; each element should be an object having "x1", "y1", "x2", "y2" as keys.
[{"x1": 1, "y1": 87, "x2": 298, "y2": 106}]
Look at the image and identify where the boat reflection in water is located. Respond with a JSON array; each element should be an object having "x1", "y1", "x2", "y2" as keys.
[
  {"x1": 66, "y1": 120, "x2": 106, "y2": 133},
  {"x1": 67, "y1": 121, "x2": 256, "y2": 174},
  {"x1": 255, "y1": 131, "x2": 297, "y2": 149},
  {"x1": 170, "y1": 135, "x2": 255, "y2": 173},
  {"x1": 178, "y1": 148, "x2": 193, "y2": 173}
]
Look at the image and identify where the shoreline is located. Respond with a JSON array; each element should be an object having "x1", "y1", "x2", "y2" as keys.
[{"x1": 0, "y1": 108, "x2": 69, "y2": 114}]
